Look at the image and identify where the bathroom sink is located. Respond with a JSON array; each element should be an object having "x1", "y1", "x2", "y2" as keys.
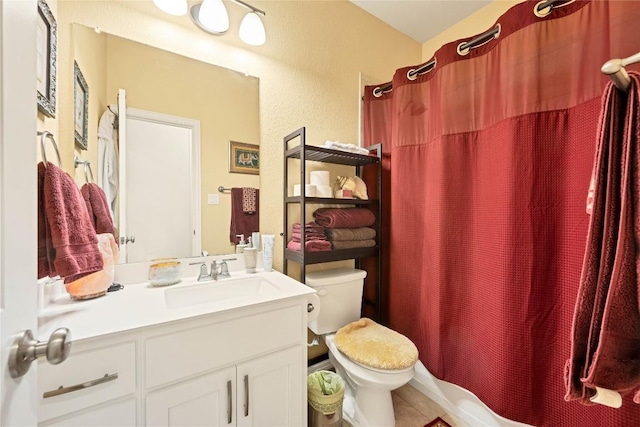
[{"x1": 164, "y1": 275, "x2": 280, "y2": 309}]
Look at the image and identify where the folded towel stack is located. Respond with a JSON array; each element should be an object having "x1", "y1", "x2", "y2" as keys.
[
  {"x1": 287, "y1": 222, "x2": 331, "y2": 252},
  {"x1": 312, "y1": 208, "x2": 377, "y2": 250}
]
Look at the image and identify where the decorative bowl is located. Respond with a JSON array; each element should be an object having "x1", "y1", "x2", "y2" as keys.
[{"x1": 148, "y1": 260, "x2": 182, "y2": 287}]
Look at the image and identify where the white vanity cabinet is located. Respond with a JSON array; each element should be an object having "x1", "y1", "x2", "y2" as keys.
[
  {"x1": 37, "y1": 293, "x2": 308, "y2": 427},
  {"x1": 146, "y1": 346, "x2": 302, "y2": 426},
  {"x1": 144, "y1": 303, "x2": 305, "y2": 426}
]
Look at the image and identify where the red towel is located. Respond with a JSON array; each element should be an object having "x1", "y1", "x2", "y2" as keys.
[
  {"x1": 38, "y1": 163, "x2": 103, "y2": 283},
  {"x1": 230, "y1": 187, "x2": 259, "y2": 243},
  {"x1": 565, "y1": 72, "x2": 640, "y2": 404},
  {"x1": 292, "y1": 231, "x2": 327, "y2": 241},
  {"x1": 81, "y1": 183, "x2": 117, "y2": 239},
  {"x1": 313, "y1": 208, "x2": 376, "y2": 228},
  {"x1": 286, "y1": 239, "x2": 331, "y2": 252}
]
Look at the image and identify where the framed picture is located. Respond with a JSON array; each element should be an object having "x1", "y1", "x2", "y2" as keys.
[
  {"x1": 74, "y1": 61, "x2": 89, "y2": 150},
  {"x1": 36, "y1": 0, "x2": 57, "y2": 118},
  {"x1": 229, "y1": 141, "x2": 259, "y2": 175}
]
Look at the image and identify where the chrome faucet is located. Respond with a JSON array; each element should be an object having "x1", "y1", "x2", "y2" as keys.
[{"x1": 190, "y1": 258, "x2": 236, "y2": 281}]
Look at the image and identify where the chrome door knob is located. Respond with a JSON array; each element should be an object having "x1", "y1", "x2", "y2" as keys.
[{"x1": 8, "y1": 328, "x2": 71, "y2": 378}]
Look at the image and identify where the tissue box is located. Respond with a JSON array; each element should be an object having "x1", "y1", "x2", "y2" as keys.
[{"x1": 335, "y1": 189, "x2": 353, "y2": 198}]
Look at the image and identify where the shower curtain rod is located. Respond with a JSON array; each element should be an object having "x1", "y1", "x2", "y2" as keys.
[
  {"x1": 375, "y1": 58, "x2": 437, "y2": 95},
  {"x1": 373, "y1": 23, "x2": 500, "y2": 96},
  {"x1": 601, "y1": 51, "x2": 640, "y2": 92}
]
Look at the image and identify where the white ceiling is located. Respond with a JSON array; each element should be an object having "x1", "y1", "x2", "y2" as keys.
[{"x1": 350, "y1": 0, "x2": 493, "y2": 43}]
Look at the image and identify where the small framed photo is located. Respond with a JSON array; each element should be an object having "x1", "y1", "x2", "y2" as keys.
[
  {"x1": 229, "y1": 141, "x2": 259, "y2": 175},
  {"x1": 36, "y1": 0, "x2": 57, "y2": 118},
  {"x1": 74, "y1": 61, "x2": 89, "y2": 150}
]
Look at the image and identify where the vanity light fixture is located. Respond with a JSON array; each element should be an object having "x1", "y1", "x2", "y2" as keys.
[
  {"x1": 153, "y1": 0, "x2": 188, "y2": 16},
  {"x1": 180, "y1": 0, "x2": 266, "y2": 45},
  {"x1": 191, "y1": 0, "x2": 230, "y2": 34}
]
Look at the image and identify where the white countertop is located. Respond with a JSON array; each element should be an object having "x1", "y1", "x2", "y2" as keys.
[{"x1": 38, "y1": 265, "x2": 315, "y2": 342}]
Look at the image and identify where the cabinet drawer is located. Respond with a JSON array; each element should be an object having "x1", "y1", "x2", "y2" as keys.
[
  {"x1": 145, "y1": 305, "x2": 301, "y2": 388},
  {"x1": 40, "y1": 398, "x2": 136, "y2": 426},
  {"x1": 39, "y1": 341, "x2": 136, "y2": 422}
]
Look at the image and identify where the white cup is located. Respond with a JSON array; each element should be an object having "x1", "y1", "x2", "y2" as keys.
[{"x1": 244, "y1": 248, "x2": 258, "y2": 273}]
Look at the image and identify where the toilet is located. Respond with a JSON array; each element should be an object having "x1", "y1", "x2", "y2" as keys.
[{"x1": 306, "y1": 268, "x2": 418, "y2": 427}]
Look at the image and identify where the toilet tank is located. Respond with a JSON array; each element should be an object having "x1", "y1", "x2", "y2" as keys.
[{"x1": 305, "y1": 268, "x2": 367, "y2": 335}]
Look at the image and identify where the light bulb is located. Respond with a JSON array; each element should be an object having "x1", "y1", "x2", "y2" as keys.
[
  {"x1": 239, "y1": 12, "x2": 266, "y2": 46},
  {"x1": 153, "y1": 0, "x2": 187, "y2": 16},
  {"x1": 198, "y1": 0, "x2": 230, "y2": 34}
]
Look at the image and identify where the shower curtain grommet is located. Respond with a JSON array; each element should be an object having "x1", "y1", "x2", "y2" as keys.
[{"x1": 407, "y1": 69, "x2": 417, "y2": 81}]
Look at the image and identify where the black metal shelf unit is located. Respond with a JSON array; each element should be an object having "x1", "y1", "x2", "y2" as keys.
[{"x1": 283, "y1": 127, "x2": 383, "y2": 321}]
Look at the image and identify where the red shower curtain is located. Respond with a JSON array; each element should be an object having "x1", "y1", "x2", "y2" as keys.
[{"x1": 363, "y1": 1, "x2": 640, "y2": 426}]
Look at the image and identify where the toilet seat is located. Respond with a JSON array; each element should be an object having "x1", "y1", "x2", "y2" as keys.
[{"x1": 334, "y1": 318, "x2": 419, "y2": 371}]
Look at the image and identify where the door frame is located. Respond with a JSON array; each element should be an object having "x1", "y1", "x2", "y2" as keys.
[
  {"x1": 1, "y1": 0, "x2": 39, "y2": 425},
  {"x1": 123, "y1": 107, "x2": 202, "y2": 260}
]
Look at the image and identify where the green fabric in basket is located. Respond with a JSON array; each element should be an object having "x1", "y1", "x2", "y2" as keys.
[{"x1": 308, "y1": 370, "x2": 345, "y2": 415}]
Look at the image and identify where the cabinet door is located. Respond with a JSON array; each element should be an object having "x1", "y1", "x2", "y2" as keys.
[
  {"x1": 40, "y1": 398, "x2": 136, "y2": 426},
  {"x1": 146, "y1": 367, "x2": 235, "y2": 426},
  {"x1": 236, "y1": 346, "x2": 303, "y2": 427}
]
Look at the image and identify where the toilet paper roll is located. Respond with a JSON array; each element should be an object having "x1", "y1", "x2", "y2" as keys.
[
  {"x1": 590, "y1": 386, "x2": 622, "y2": 408},
  {"x1": 310, "y1": 171, "x2": 330, "y2": 187},
  {"x1": 307, "y1": 293, "x2": 321, "y2": 324},
  {"x1": 316, "y1": 185, "x2": 333, "y2": 198},
  {"x1": 293, "y1": 184, "x2": 318, "y2": 197},
  {"x1": 305, "y1": 184, "x2": 317, "y2": 197}
]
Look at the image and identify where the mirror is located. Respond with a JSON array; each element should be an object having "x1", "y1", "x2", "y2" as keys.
[{"x1": 72, "y1": 23, "x2": 260, "y2": 262}]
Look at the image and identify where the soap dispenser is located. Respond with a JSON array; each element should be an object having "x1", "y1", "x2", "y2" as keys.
[{"x1": 236, "y1": 234, "x2": 248, "y2": 254}]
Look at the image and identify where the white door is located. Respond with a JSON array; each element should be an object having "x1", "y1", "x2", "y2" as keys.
[
  {"x1": 118, "y1": 105, "x2": 201, "y2": 263},
  {"x1": 237, "y1": 346, "x2": 304, "y2": 427},
  {"x1": 146, "y1": 367, "x2": 235, "y2": 426},
  {"x1": 1, "y1": 1, "x2": 40, "y2": 425}
]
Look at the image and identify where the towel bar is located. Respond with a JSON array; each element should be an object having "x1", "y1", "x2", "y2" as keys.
[
  {"x1": 74, "y1": 156, "x2": 94, "y2": 184},
  {"x1": 37, "y1": 131, "x2": 62, "y2": 168}
]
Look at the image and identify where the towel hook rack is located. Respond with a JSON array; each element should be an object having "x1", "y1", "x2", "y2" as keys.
[
  {"x1": 37, "y1": 131, "x2": 62, "y2": 168},
  {"x1": 74, "y1": 156, "x2": 94, "y2": 184},
  {"x1": 602, "y1": 51, "x2": 640, "y2": 92}
]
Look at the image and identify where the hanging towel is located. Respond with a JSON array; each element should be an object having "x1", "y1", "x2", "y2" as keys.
[
  {"x1": 37, "y1": 163, "x2": 54, "y2": 278},
  {"x1": 565, "y1": 72, "x2": 640, "y2": 405},
  {"x1": 97, "y1": 109, "x2": 119, "y2": 223},
  {"x1": 81, "y1": 183, "x2": 117, "y2": 239},
  {"x1": 313, "y1": 208, "x2": 376, "y2": 228},
  {"x1": 230, "y1": 187, "x2": 259, "y2": 243},
  {"x1": 38, "y1": 162, "x2": 103, "y2": 283},
  {"x1": 242, "y1": 187, "x2": 257, "y2": 213}
]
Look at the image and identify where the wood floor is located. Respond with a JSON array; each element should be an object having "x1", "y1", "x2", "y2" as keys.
[{"x1": 392, "y1": 384, "x2": 471, "y2": 427}]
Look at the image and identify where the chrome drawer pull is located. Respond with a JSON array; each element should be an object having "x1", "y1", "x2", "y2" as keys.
[
  {"x1": 244, "y1": 374, "x2": 249, "y2": 416},
  {"x1": 43, "y1": 373, "x2": 118, "y2": 398},
  {"x1": 227, "y1": 380, "x2": 232, "y2": 424}
]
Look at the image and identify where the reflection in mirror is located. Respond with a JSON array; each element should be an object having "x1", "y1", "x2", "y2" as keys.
[{"x1": 72, "y1": 23, "x2": 260, "y2": 262}]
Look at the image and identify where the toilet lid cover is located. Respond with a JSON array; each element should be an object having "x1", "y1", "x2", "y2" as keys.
[{"x1": 335, "y1": 318, "x2": 418, "y2": 370}]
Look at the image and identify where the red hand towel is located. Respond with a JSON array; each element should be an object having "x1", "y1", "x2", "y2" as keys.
[
  {"x1": 41, "y1": 163, "x2": 103, "y2": 283},
  {"x1": 230, "y1": 187, "x2": 259, "y2": 243},
  {"x1": 81, "y1": 183, "x2": 117, "y2": 239}
]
